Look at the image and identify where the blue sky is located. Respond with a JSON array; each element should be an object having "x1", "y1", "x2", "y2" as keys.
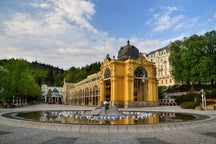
[{"x1": 0, "y1": 0, "x2": 215, "y2": 69}]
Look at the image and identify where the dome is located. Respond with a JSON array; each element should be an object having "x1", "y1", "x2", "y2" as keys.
[{"x1": 118, "y1": 40, "x2": 139, "y2": 60}]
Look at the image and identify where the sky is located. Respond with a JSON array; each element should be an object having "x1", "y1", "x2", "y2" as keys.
[{"x1": 0, "y1": 0, "x2": 216, "y2": 69}]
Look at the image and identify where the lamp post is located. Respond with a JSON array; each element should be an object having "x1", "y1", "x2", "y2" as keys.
[
  {"x1": 201, "y1": 89, "x2": 206, "y2": 110},
  {"x1": 103, "y1": 101, "x2": 109, "y2": 110}
]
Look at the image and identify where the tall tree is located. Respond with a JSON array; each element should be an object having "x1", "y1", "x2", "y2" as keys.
[
  {"x1": 169, "y1": 40, "x2": 184, "y2": 83},
  {"x1": 0, "y1": 59, "x2": 41, "y2": 102},
  {"x1": 169, "y1": 30, "x2": 216, "y2": 84}
]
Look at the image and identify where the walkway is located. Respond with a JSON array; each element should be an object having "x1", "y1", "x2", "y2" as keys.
[{"x1": 0, "y1": 104, "x2": 215, "y2": 144}]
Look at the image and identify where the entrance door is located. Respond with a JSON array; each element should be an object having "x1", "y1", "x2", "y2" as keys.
[
  {"x1": 134, "y1": 79, "x2": 144, "y2": 102},
  {"x1": 104, "y1": 68, "x2": 111, "y2": 102},
  {"x1": 134, "y1": 66, "x2": 148, "y2": 102},
  {"x1": 105, "y1": 80, "x2": 111, "y2": 101}
]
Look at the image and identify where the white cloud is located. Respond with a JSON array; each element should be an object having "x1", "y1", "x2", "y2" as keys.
[
  {"x1": 0, "y1": 0, "x2": 109, "y2": 69},
  {"x1": 0, "y1": 1, "x2": 183, "y2": 69},
  {"x1": 145, "y1": 6, "x2": 185, "y2": 32},
  {"x1": 153, "y1": 7, "x2": 184, "y2": 32},
  {"x1": 164, "y1": 6, "x2": 178, "y2": 12},
  {"x1": 3, "y1": 13, "x2": 52, "y2": 36},
  {"x1": 30, "y1": 2, "x2": 50, "y2": 9},
  {"x1": 137, "y1": 40, "x2": 165, "y2": 53},
  {"x1": 174, "y1": 23, "x2": 184, "y2": 30},
  {"x1": 214, "y1": 12, "x2": 216, "y2": 18},
  {"x1": 42, "y1": 0, "x2": 97, "y2": 33}
]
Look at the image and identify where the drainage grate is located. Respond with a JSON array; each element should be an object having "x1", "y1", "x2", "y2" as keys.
[
  {"x1": 0, "y1": 130, "x2": 11, "y2": 135},
  {"x1": 41, "y1": 137, "x2": 77, "y2": 144},
  {"x1": 137, "y1": 137, "x2": 172, "y2": 144},
  {"x1": 201, "y1": 132, "x2": 216, "y2": 138}
]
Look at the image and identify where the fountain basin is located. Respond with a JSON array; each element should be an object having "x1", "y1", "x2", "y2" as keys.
[{"x1": 2, "y1": 110, "x2": 205, "y2": 125}]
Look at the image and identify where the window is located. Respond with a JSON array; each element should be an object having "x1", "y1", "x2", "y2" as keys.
[
  {"x1": 134, "y1": 67, "x2": 148, "y2": 78},
  {"x1": 104, "y1": 68, "x2": 111, "y2": 79}
]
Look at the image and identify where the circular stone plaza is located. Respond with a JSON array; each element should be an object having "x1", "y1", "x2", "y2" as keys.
[{"x1": 0, "y1": 104, "x2": 216, "y2": 144}]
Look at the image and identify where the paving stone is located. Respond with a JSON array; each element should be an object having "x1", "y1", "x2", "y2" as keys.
[
  {"x1": 41, "y1": 137, "x2": 77, "y2": 144},
  {"x1": 127, "y1": 125, "x2": 137, "y2": 133},
  {"x1": 108, "y1": 125, "x2": 118, "y2": 133},
  {"x1": 136, "y1": 137, "x2": 171, "y2": 144},
  {"x1": 0, "y1": 130, "x2": 11, "y2": 135},
  {"x1": 201, "y1": 132, "x2": 216, "y2": 138}
]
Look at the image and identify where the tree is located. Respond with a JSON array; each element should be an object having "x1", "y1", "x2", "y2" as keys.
[
  {"x1": 0, "y1": 59, "x2": 41, "y2": 103},
  {"x1": 169, "y1": 40, "x2": 184, "y2": 83},
  {"x1": 46, "y1": 68, "x2": 54, "y2": 85},
  {"x1": 169, "y1": 30, "x2": 216, "y2": 85},
  {"x1": 47, "y1": 89, "x2": 52, "y2": 103}
]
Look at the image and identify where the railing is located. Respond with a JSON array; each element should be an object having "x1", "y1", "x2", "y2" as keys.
[{"x1": 160, "y1": 98, "x2": 177, "y2": 106}]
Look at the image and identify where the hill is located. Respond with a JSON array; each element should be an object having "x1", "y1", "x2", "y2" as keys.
[{"x1": 0, "y1": 59, "x2": 101, "y2": 86}]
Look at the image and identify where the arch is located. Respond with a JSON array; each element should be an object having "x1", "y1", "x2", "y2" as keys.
[
  {"x1": 85, "y1": 87, "x2": 89, "y2": 105},
  {"x1": 79, "y1": 89, "x2": 82, "y2": 105},
  {"x1": 134, "y1": 66, "x2": 148, "y2": 78},
  {"x1": 93, "y1": 85, "x2": 99, "y2": 96},
  {"x1": 104, "y1": 68, "x2": 111, "y2": 79},
  {"x1": 134, "y1": 67, "x2": 148, "y2": 105},
  {"x1": 92, "y1": 85, "x2": 99, "y2": 106}
]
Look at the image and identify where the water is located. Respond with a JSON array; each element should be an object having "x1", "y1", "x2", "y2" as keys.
[{"x1": 14, "y1": 110, "x2": 197, "y2": 125}]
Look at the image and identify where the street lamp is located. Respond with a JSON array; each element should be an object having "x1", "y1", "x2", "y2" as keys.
[{"x1": 201, "y1": 89, "x2": 206, "y2": 110}]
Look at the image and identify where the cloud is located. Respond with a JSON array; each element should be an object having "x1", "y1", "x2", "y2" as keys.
[
  {"x1": 124, "y1": 37, "x2": 167, "y2": 53},
  {"x1": 0, "y1": 0, "x2": 111, "y2": 69},
  {"x1": 145, "y1": 6, "x2": 185, "y2": 32},
  {"x1": 0, "y1": 1, "x2": 184, "y2": 69},
  {"x1": 41, "y1": 0, "x2": 97, "y2": 33},
  {"x1": 214, "y1": 12, "x2": 216, "y2": 18},
  {"x1": 153, "y1": 14, "x2": 184, "y2": 32},
  {"x1": 30, "y1": 2, "x2": 50, "y2": 9},
  {"x1": 3, "y1": 13, "x2": 49, "y2": 36}
]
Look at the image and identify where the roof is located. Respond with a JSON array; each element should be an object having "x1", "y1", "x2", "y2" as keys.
[
  {"x1": 118, "y1": 40, "x2": 139, "y2": 60},
  {"x1": 147, "y1": 46, "x2": 169, "y2": 55}
]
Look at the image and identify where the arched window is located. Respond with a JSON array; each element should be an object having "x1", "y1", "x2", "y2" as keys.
[
  {"x1": 104, "y1": 68, "x2": 111, "y2": 79},
  {"x1": 134, "y1": 67, "x2": 148, "y2": 78}
]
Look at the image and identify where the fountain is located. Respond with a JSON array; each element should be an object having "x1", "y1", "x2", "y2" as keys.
[
  {"x1": 82, "y1": 101, "x2": 128, "y2": 122},
  {"x1": 2, "y1": 101, "x2": 203, "y2": 125}
]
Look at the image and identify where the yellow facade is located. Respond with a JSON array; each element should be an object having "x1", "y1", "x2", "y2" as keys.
[
  {"x1": 100, "y1": 55, "x2": 158, "y2": 108},
  {"x1": 63, "y1": 41, "x2": 158, "y2": 108}
]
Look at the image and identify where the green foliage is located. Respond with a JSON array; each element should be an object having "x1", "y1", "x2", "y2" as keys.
[
  {"x1": 47, "y1": 89, "x2": 52, "y2": 97},
  {"x1": 180, "y1": 101, "x2": 199, "y2": 109},
  {"x1": 169, "y1": 40, "x2": 185, "y2": 83},
  {"x1": 0, "y1": 59, "x2": 41, "y2": 102},
  {"x1": 206, "y1": 101, "x2": 216, "y2": 105},
  {"x1": 166, "y1": 84, "x2": 190, "y2": 93},
  {"x1": 158, "y1": 86, "x2": 167, "y2": 99},
  {"x1": 206, "y1": 89, "x2": 216, "y2": 98},
  {"x1": 180, "y1": 100, "x2": 216, "y2": 109},
  {"x1": 30, "y1": 61, "x2": 64, "y2": 86},
  {"x1": 0, "y1": 59, "x2": 101, "y2": 103},
  {"x1": 64, "y1": 62, "x2": 101, "y2": 83},
  {"x1": 169, "y1": 30, "x2": 216, "y2": 84}
]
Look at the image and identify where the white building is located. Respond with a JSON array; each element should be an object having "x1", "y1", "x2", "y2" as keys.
[
  {"x1": 144, "y1": 46, "x2": 175, "y2": 86},
  {"x1": 41, "y1": 84, "x2": 63, "y2": 104}
]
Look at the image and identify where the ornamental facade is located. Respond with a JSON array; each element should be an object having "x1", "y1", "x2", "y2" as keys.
[
  {"x1": 144, "y1": 46, "x2": 175, "y2": 86},
  {"x1": 63, "y1": 41, "x2": 158, "y2": 108}
]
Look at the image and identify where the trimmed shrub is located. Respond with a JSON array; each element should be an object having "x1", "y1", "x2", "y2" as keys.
[
  {"x1": 180, "y1": 101, "x2": 199, "y2": 109},
  {"x1": 158, "y1": 86, "x2": 167, "y2": 99}
]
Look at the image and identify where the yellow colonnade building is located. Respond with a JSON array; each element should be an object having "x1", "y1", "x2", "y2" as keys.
[{"x1": 63, "y1": 41, "x2": 158, "y2": 108}]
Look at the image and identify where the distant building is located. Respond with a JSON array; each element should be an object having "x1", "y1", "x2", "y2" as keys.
[
  {"x1": 41, "y1": 84, "x2": 63, "y2": 104},
  {"x1": 62, "y1": 73, "x2": 100, "y2": 106},
  {"x1": 144, "y1": 46, "x2": 175, "y2": 86}
]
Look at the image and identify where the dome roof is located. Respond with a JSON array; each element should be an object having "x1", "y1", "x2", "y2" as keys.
[{"x1": 118, "y1": 40, "x2": 139, "y2": 60}]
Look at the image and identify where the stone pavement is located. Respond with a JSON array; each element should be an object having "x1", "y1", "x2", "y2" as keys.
[{"x1": 0, "y1": 104, "x2": 215, "y2": 144}]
